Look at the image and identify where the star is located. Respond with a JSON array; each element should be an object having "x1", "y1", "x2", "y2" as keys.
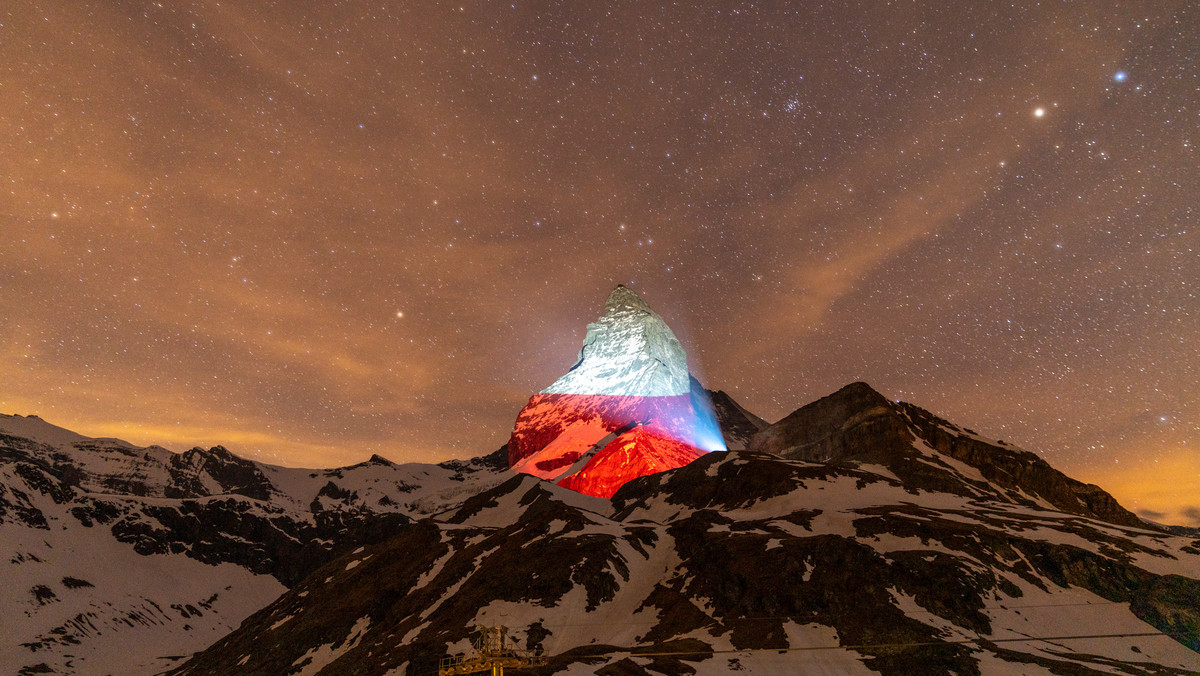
[
  {"x1": 1114, "y1": 71, "x2": 1128, "y2": 82},
  {"x1": 1033, "y1": 107, "x2": 1045, "y2": 118}
]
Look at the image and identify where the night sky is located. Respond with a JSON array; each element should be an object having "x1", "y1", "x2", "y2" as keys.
[{"x1": 3, "y1": 3, "x2": 1196, "y2": 524}]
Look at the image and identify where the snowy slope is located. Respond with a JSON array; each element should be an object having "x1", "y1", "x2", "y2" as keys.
[
  {"x1": 9, "y1": 379, "x2": 1200, "y2": 676},
  {"x1": 3, "y1": 509, "x2": 284, "y2": 675},
  {"x1": 172, "y1": 453, "x2": 1200, "y2": 675},
  {"x1": 0, "y1": 414, "x2": 510, "y2": 675}
]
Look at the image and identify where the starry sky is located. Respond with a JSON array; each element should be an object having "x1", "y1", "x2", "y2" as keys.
[{"x1": 3, "y1": 2, "x2": 1196, "y2": 524}]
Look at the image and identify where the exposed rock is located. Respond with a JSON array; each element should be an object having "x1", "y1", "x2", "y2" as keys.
[
  {"x1": 748, "y1": 382, "x2": 908, "y2": 462},
  {"x1": 542, "y1": 285, "x2": 691, "y2": 398},
  {"x1": 165, "y1": 445, "x2": 276, "y2": 501},
  {"x1": 694, "y1": 380, "x2": 768, "y2": 451}
]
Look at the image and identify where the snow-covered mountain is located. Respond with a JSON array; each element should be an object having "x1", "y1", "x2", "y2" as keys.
[
  {"x1": 167, "y1": 384, "x2": 1200, "y2": 675},
  {"x1": 0, "y1": 414, "x2": 510, "y2": 675}
]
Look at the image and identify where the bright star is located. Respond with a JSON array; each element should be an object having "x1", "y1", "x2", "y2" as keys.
[
  {"x1": 1114, "y1": 71, "x2": 1127, "y2": 82},
  {"x1": 1033, "y1": 107, "x2": 1045, "y2": 118}
]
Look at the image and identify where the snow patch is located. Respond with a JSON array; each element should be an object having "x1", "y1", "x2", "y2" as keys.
[
  {"x1": 291, "y1": 615, "x2": 370, "y2": 676},
  {"x1": 270, "y1": 614, "x2": 295, "y2": 630}
]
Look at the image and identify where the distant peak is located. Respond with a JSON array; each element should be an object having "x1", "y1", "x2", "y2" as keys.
[
  {"x1": 604, "y1": 285, "x2": 652, "y2": 314},
  {"x1": 835, "y1": 381, "x2": 889, "y2": 401},
  {"x1": 0, "y1": 413, "x2": 89, "y2": 446}
]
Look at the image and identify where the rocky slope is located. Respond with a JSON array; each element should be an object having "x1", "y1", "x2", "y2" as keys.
[
  {"x1": 0, "y1": 414, "x2": 509, "y2": 675},
  {"x1": 170, "y1": 385, "x2": 1200, "y2": 675},
  {"x1": 698, "y1": 379, "x2": 768, "y2": 450}
]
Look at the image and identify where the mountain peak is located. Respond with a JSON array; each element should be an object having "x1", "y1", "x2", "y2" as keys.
[
  {"x1": 749, "y1": 381, "x2": 898, "y2": 463},
  {"x1": 0, "y1": 413, "x2": 89, "y2": 447},
  {"x1": 509, "y1": 287, "x2": 721, "y2": 497},
  {"x1": 541, "y1": 286, "x2": 688, "y2": 397},
  {"x1": 834, "y1": 380, "x2": 890, "y2": 400},
  {"x1": 749, "y1": 382, "x2": 1145, "y2": 528},
  {"x1": 604, "y1": 284, "x2": 652, "y2": 314}
]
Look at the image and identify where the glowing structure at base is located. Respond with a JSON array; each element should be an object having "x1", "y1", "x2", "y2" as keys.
[{"x1": 508, "y1": 286, "x2": 725, "y2": 497}]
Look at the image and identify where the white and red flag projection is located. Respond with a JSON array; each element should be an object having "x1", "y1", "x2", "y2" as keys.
[{"x1": 508, "y1": 286, "x2": 725, "y2": 498}]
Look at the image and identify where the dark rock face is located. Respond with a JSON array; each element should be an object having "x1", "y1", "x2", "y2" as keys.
[
  {"x1": 690, "y1": 378, "x2": 767, "y2": 451},
  {"x1": 749, "y1": 382, "x2": 906, "y2": 462},
  {"x1": 899, "y1": 401, "x2": 1144, "y2": 527},
  {"x1": 164, "y1": 446, "x2": 277, "y2": 501},
  {"x1": 748, "y1": 382, "x2": 1144, "y2": 528},
  {"x1": 1, "y1": 425, "x2": 508, "y2": 584},
  {"x1": 5, "y1": 439, "x2": 416, "y2": 593},
  {"x1": 108, "y1": 496, "x2": 409, "y2": 586}
]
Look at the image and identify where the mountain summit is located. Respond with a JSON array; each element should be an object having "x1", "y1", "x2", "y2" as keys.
[
  {"x1": 508, "y1": 286, "x2": 722, "y2": 497},
  {"x1": 541, "y1": 285, "x2": 691, "y2": 398}
]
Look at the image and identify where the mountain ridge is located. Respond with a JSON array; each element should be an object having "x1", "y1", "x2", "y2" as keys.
[
  {"x1": 748, "y1": 381, "x2": 1143, "y2": 528},
  {"x1": 0, "y1": 414, "x2": 510, "y2": 674},
  {"x1": 5, "y1": 380, "x2": 1198, "y2": 675},
  {"x1": 171, "y1": 445, "x2": 1200, "y2": 675}
]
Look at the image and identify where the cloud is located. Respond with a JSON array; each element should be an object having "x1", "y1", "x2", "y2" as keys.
[
  {"x1": 1075, "y1": 450, "x2": 1200, "y2": 529},
  {"x1": 1182, "y1": 506, "x2": 1200, "y2": 525}
]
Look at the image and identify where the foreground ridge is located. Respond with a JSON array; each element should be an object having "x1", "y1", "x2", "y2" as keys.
[
  {"x1": 5, "y1": 381, "x2": 1197, "y2": 675},
  {"x1": 170, "y1": 385, "x2": 1199, "y2": 675}
]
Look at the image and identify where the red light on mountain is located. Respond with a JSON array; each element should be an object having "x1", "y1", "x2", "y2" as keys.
[{"x1": 507, "y1": 286, "x2": 722, "y2": 497}]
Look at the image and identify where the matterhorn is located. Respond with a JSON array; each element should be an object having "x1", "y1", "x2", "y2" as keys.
[{"x1": 508, "y1": 285, "x2": 722, "y2": 497}]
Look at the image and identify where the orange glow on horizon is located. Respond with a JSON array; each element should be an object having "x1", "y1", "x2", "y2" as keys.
[{"x1": 1074, "y1": 451, "x2": 1200, "y2": 528}]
